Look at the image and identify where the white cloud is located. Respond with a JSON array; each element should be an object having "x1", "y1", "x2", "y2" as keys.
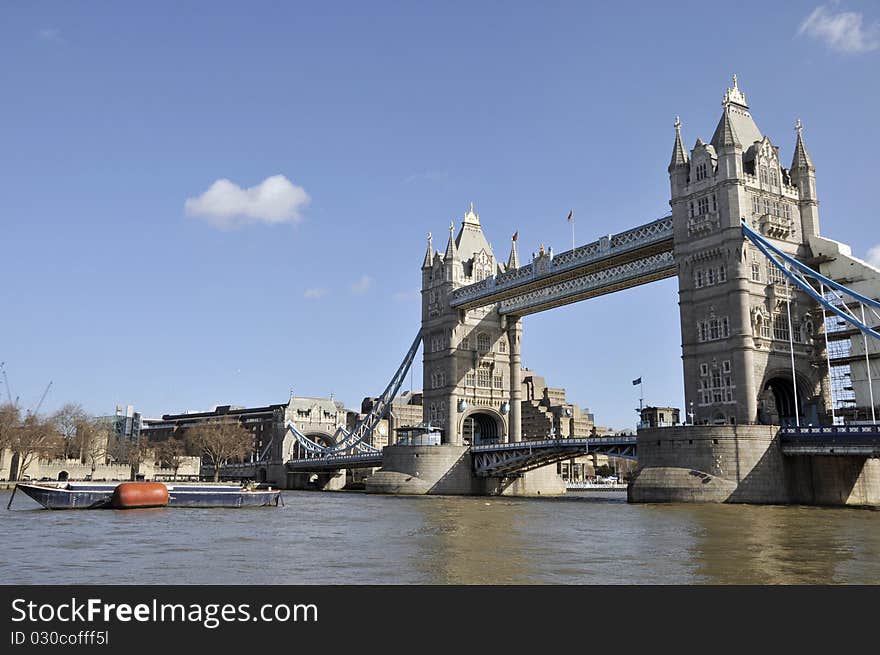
[
  {"x1": 798, "y1": 5, "x2": 880, "y2": 54},
  {"x1": 184, "y1": 175, "x2": 310, "y2": 229},
  {"x1": 303, "y1": 288, "x2": 328, "y2": 300},
  {"x1": 393, "y1": 290, "x2": 421, "y2": 302},
  {"x1": 350, "y1": 275, "x2": 374, "y2": 295},
  {"x1": 867, "y1": 244, "x2": 880, "y2": 268}
]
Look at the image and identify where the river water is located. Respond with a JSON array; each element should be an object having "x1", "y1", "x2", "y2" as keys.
[{"x1": 2, "y1": 490, "x2": 878, "y2": 584}]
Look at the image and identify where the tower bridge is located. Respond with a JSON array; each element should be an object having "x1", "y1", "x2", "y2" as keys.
[{"x1": 274, "y1": 76, "x2": 880, "y2": 504}]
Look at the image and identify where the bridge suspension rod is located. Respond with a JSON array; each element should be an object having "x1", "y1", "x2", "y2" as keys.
[
  {"x1": 742, "y1": 221, "x2": 880, "y2": 341},
  {"x1": 288, "y1": 331, "x2": 422, "y2": 458}
]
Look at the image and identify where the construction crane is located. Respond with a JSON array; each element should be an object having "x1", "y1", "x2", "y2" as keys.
[
  {"x1": 0, "y1": 361, "x2": 15, "y2": 406},
  {"x1": 33, "y1": 380, "x2": 53, "y2": 415}
]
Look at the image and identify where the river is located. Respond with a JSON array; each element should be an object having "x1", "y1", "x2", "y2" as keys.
[{"x1": 2, "y1": 490, "x2": 878, "y2": 584}]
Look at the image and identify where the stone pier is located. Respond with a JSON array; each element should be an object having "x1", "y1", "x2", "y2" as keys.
[
  {"x1": 364, "y1": 444, "x2": 566, "y2": 496},
  {"x1": 629, "y1": 425, "x2": 880, "y2": 507}
]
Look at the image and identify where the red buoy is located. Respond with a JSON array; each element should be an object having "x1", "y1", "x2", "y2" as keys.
[{"x1": 110, "y1": 482, "x2": 169, "y2": 509}]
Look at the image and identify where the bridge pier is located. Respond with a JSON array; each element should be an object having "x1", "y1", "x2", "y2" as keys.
[
  {"x1": 629, "y1": 425, "x2": 880, "y2": 506},
  {"x1": 287, "y1": 470, "x2": 347, "y2": 491},
  {"x1": 363, "y1": 445, "x2": 566, "y2": 496}
]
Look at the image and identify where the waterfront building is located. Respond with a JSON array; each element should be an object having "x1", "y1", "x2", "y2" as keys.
[{"x1": 638, "y1": 406, "x2": 681, "y2": 428}]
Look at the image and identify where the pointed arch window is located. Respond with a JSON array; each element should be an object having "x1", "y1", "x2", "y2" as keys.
[{"x1": 477, "y1": 333, "x2": 490, "y2": 352}]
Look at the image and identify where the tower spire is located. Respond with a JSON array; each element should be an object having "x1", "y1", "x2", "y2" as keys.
[
  {"x1": 711, "y1": 105, "x2": 741, "y2": 149},
  {"x1": 722, "y1": 73, "x2": 748, "y2": 107},
  {"x1": 422, "y1": 232, "x2": 434, "y2": 268},
  {"x1": 507, "y1": 231, "x2": 520, "y2": 269},
  {"x1": 668, "y1": 116, "x2": 689, "y2": 171},
  {"x1": 791, "y1": 118, "x2": 814, "y2": 171},
  {"x1": 444, "y1": 221, "x2": 458, "y2": 260}
]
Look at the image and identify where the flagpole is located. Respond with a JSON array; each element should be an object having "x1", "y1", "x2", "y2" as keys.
[{"x1": 569, "y1": 210, "x2": 575, "y2": 252}]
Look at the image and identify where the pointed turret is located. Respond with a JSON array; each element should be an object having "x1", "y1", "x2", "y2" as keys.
[
  {"x1": 668, "y1": 116, "x2": 689, "y2": 172},
  {"x1": 711, "y1": 105, "x2": 741, "y2": 149},
  {"x1": 422, "y1": 232, "x2": 434, "y2": 269},
  {"x1": 507, "y1": 231, "x2": 520, "y2": 269},
  {"x1": 789, "y1": 119, "x2": 819, "y2": 237},
  {"x1": 444, "y1": 221, "x2": 457, "y2": 261},
  {"x1": 790, "y1": 119, "x2": 815, "y2": 172}
]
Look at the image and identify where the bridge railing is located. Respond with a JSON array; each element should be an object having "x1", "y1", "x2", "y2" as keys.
[
  {"x1": 450, "y1": 216, "x2": 673, "y2": 307},
  {"x1": 470, "y1": 436, "x2": 637, "y2": 452}
]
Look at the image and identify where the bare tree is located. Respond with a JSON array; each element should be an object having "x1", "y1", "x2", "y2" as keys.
[
  {"x1": 155, "y1": 437, "x2": 186, "y2": 481},
  {"x1": 0, "y1": 403, "x2": 20, "y2": 453},
  {"x1": 185, "y1": 419, "x2": 252, "y2": 482},
  {"x1": 74, "y1": 418, "x2": 112, "y2": 479},
  {"x1": 125, "y1": 435, "x2": 152, "y2": 481},
  {"x1": 51, "y1": 403, "x2": 89, "y2": 460},
  {"x1": 9, "y1": 414, "x2": 63, "y2": 480}
]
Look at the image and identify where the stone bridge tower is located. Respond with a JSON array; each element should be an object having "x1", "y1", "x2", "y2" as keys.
[
  {"x1": 421, "y1": 204, "x2": 519, "y2": 444},
  {"x1": 671, "y1": 76, "x2": 826, "y2": 426}
]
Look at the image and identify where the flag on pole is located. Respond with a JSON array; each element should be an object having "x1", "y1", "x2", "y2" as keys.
[
  {"x1": 632, "y1": 377, "x2": 642, "y2": 386},
  {"x1": 567, "y1": 210, "x2": 574, "y2": 223},
  {"x1": 512, "y1": 230, "x2": 518, "y2": 241}
]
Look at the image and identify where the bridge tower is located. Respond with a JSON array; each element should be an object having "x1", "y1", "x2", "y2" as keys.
[
  {"x1": 421, "y1": 204, "x2": 516, "y2": 444},
  {"x1": 671, "y1": 76, "x2": 826, "y2": 426}
]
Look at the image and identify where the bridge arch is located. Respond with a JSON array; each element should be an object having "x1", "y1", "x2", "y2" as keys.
[
  {"x1": 759, "y1": 369, "x2": 817, "y2": 426},
  {"x1": 459, "y1": 408, "x2": 505, "y2": 445}
]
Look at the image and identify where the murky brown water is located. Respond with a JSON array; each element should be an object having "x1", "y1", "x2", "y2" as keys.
[{"x1": 2, "y1": 490, "x2": 878, "y2": 584}]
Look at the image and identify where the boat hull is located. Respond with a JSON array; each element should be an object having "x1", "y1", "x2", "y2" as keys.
[{"x1": 10, "y1": 483, "x2": 282, "y2": 510}]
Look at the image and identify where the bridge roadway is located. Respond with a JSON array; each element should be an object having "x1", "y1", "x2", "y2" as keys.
[
  {"x1": 285, "y1": 435, "x2": 638, "y2": 477},
  {"x1": 779, "y1": 425, "x2": 880, "y2": 457},
  {"x1": 449, "y1": 216, "x2": 674, "y2": 315},
  {"x1": 222, "y1": 427, "x2": 880, "y2": 480}
]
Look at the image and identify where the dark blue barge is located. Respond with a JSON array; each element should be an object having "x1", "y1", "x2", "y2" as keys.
[{"x1": 8, "y1": 482, "x2": 282, "y2": 510}]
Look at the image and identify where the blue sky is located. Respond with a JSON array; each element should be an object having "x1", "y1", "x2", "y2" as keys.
[{"x1": 1, "y1": 2, "x2": 878, "y2": 429}]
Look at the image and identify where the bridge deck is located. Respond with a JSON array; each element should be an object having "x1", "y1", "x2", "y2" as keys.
[
  {"x1": 471, "y1": 436, "x2": 637, "y2": 477},
  {"x1": 779, "y1": 425, "x2": 880, "y2": 457}
]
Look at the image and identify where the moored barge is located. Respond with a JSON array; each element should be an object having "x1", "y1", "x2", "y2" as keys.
[{"x1": 7, "y1": 481, "x2": 282, "y2": 510}]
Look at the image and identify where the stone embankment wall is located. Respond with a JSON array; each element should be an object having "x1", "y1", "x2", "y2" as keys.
[{"x1": 629, "y1": 425, "x2": 879, "y2": 507}]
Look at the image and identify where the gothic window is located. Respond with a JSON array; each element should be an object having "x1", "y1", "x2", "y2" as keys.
[
  {"x1": 499, "y1": 340, "x2": 507, "y2": 354},
  {"x1": 712, "y1": 371, "x2": 722, "y2": 388},
  {"x1": 711, "y1": 194, "x2": 717, "y2": 212},
  {"x1": 698, "y1": 197, "x2": 709, "y2": 215},
  {"x1": 695, "y1": 162, "x2": 708, "y2": 181},
  {"x1": 752, "y1": 195, "x2": 760, "y2": 215},
  {"x1": 465, "y1": 371, "x2": 476, "y2": 387},
  {"x1": 761, "y1": 321, "x2": 772, "y2": 339},
  {"x1": 493, "y1": 375, "x2": 503, "y2": 389},
  {"x1": 722, "y1": 360, "x2": 731, "y2": 373},
  {"x1": 793, "y1": 323, "x2": 802, "y2": 343},
  {"x1": 751, "y1": 262, "x2": 762, "y2": 282},
  {"x1": 773, "y1": 314, "x2": 790, "y2": 341},
  {"x1": 783, "y1": 203, "x2": 792, "y2": 221},
  {"x1": 689, "y1": 202, "x2": 695, "y2": 218},
  {"x1": 707, "y1": 268, "x2": 716, "y2": 285},
  {"x1": 698, "y1": 317, "x2": 730, "y2": 342},
  {"x1": 477, "y1": 365, "x2": 491, "y2": 388},
  {"x1": 477, "y1": 333, "x2": 490, "y2": 352},
  {"x1": 700, "y1": 363, "x2": 709, "y2": 376},
  {"x1": 718, "y1": 265, "x2": 726, "y2": 282},
  {"x1": 695, "y1": 270, "x2": 705, "y2": 288},
  {"x1": 768, "y1": 264, "x2": 785, "y2": 285}
]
